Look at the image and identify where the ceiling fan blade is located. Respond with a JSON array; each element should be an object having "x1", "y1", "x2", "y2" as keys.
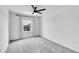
[
  {"x1": 37, "y1": 8, "x2": 46, "y2": 11},
  {"x1": 37, "y1": 11, "x2": 42, "y2": 14},
  {"x1": 31, "y1": 5, "x2": 35, "y2": 10}
]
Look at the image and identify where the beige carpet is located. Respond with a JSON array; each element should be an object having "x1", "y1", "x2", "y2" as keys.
[{"x1": 5, "y1": 37, "x2": 77, "y2": 53}]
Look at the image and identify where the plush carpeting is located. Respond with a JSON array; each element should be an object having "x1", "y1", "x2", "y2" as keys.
[{"x1": 5, "y1": 37, "x2": 77, "y2": 53}]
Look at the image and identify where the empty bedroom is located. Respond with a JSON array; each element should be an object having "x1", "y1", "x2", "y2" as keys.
[{"x1": 0, "y1": 5, "x2": 79, "y2": 53}]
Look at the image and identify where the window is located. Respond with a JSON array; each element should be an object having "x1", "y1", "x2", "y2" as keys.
[{"x1": 22, "y1": 18, "x2": 31, "y2": 31}]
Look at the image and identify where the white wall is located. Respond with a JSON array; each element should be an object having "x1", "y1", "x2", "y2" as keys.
[
  {"x1": 41, "y1": 5, "x2": 79, "y2": 52},
  {"x1": 34, "y1": 16, "x2": 41, "y2": 36},
  {"x1": 9, "y1": 12, "x2": 21, "y2": 40},
  {"x1": 0, "y1": 6, "x2": 9, "y2": 52}
]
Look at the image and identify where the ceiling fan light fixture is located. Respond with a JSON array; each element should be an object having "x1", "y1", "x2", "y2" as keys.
[{"x1": 31, "y1": 5, "x2": 46, "y2": 14}]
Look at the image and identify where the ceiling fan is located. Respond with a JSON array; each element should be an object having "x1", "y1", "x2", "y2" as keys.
[{"x1": 31, "y1": 5, "x2": 46, "y2": 14}]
